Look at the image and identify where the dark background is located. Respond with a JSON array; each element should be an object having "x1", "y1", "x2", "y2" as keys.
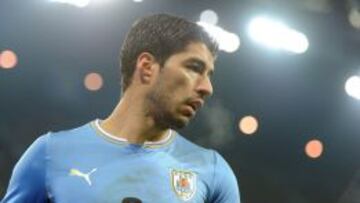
[{"x1": 1, "y1": 0, "x2": 360, "y2": 202}]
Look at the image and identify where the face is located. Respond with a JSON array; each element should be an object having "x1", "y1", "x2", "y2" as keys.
[{"x1": 145, "y1": 42, "x2": 215, "y2": 129}]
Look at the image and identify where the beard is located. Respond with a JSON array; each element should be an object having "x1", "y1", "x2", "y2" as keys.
[{"x1": 145, "y1": 83, "x2": 189, "y2": 130}]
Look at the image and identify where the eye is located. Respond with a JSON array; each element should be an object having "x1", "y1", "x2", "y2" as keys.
[{"x1": 186, "y1": 63, "x2": 203, "y2": 74}]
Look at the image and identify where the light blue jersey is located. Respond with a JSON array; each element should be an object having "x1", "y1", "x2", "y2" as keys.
[{"x1": 2, "y1": 120, "x2": 240, "y2": 203}]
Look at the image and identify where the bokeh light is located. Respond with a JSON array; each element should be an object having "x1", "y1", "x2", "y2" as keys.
[
  {"x1": 248, "y1": 16, "x2": 309, "y2": 54},
  {"x1": 197, "y1": 22, "x2": 240, "y2": 53},
  {"x1": 200, "y1": 9, "x2": 218, "y2": 25},
  {"x1": 348, "y1": 8, "x2": 360, "y2": 29},
  {"x1": 345, "y1": 75, "x2": 360, "y2": 100},
  {"x1": 84, "y1": 72, "x2": 103, "y2": 91},
  {"x1": 0, "y1": 49, "x2": 18, "y2": 69},
  {"x1": 239, "y1": 115, "x2": 259, "y2": 135},
  {"x1": 50, "y1": 0, "x2": 90, "y2": 7},
  {"x1": 305, "y1": 139, "x2": 323, "y2": 159}
]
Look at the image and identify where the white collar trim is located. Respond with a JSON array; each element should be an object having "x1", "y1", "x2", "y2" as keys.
[{"x1": 94, "y1": 119, "x2": 172, "y2": 145}]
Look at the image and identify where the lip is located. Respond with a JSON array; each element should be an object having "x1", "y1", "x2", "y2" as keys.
[
  {"x1": 187, "y1": 99, "x2": 204, "y2": 112},
  {"x1": 182, "y1": 105, "x2": 195, "y2": 117}
]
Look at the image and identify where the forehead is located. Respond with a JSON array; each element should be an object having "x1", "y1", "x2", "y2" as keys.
[{"x1": 172, "y1": 42, "x2": 215, "y2": 70}]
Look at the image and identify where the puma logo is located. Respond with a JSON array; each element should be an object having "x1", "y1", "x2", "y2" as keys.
[{"x1": 69, "y1": 168, "x2": 97, "y2": 186}]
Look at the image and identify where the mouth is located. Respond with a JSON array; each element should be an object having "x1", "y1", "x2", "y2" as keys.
[
  {"x1": 179, "y1": 98, "x2": 204, "y2": 118},
  {"x1": 187, "y1": 99, "x2": 204, "y2": 113}
]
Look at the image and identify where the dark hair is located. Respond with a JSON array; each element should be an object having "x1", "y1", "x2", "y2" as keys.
[{"x1": 120, "y1": 13, "x2": 218, "y2": 92}]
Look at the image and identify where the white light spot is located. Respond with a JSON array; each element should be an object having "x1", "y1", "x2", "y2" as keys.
[
  {"x1": 197, "y1": 22, "x2": 240, "y2": 53},
  {"x1": 349, "y1": 8, "x2": 360, "y2": 29},
  {"x1": 200, "y1": 10, "x2": 218, "y2": 25},
  {"x1": 50, "y1": 0, "x2": 90, "y2": 7},
  {"x1": 248, "y1": 16, "x2": 309, "y2": 54},
  {"x1": 345, "y1": 75, "x2": 360, "y2": 100}
]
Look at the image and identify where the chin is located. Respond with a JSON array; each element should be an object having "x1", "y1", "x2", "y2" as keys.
[
  {"x1": 167, "y1": 115, "x2": 191, "y2": 129},
  {"x1": 169, "y1": 118, "x2": 188, "y2": 129},
  {"x1": 153, "y1": 108, "x2": 193, "y2": 129}
]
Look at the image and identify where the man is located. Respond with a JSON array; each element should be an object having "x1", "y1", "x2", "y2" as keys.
[{"x1": 2, "y1": 14, "x2": 240, "y2": 203}]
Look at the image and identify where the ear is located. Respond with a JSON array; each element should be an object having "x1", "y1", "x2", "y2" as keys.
[{"x1": 135, "y1": 52, "x2": 158, "y2": 84}]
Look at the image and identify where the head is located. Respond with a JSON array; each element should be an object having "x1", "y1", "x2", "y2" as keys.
[{"x1": 120, "y1": 14, "x2": 218, "y2": 129}]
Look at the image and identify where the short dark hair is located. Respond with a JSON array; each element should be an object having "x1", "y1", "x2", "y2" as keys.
[{"x1": 120, "y1": 13, "x2": 218, "y2": 93}]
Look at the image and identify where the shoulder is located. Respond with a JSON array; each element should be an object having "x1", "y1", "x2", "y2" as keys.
[
  {"x1": 173, "y1": 132, "x2": 217, "y2": 160},
  {"x1": 1, "y1": 134, "x2": 50, "y2": 202},
  {"x1": 48, "y1": 121, "x2": 92, "y2": 138},
  {"x1": 208, "y1": 149, "x2": 241, "y2": 202},
  {"x1": 172, "y1": 132, "x2": 224, "y2": 169},
  {"x1": 45, "y1": 121, "x2": 94, "y2": 144}
]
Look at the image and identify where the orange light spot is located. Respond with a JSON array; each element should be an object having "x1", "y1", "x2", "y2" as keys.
[
  {"x1": 0, "y1": 50, "x2": 18, "y2": 69},
  {"x1": 84, "y1": 72, "x2": 103, "y2": 91},
  {"x1": 305, "y1": 139, "x2": 323, "y2": 159},
  {"x1": 239, "y1": 115, "x2": 258, "y2": 135}
]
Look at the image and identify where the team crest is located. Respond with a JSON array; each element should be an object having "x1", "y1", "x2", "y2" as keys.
[{"x1": 170, "y1": 169, "x2": 197, "y2": 201}]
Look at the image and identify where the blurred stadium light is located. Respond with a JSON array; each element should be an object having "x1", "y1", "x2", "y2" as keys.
[
  {"x1": 348, "y1": 7, "x2": 360, "y2": 29},
  {"x1": 347, "y1": 0, "x2": 360, "y2": 29},
  {"x1": 197, "y1": 21, "x2": 240, "y2": 53},
  {"x1": 0, "y1": 49, "x2": 18, "y2": 69},
  {"x1": 238, "y1": 115, "x2": 259, "y2": 135},
  {"x1": 345, "y1": 75, "x2": 360, "y2": 100},
  {"x1": 247, "y1": 16, "x2": 309, "y2": 54},
  {"x1": 50, "y1": 0, "x2": 91, "y2": 7},
  {"x1": 200, "y1": 10, "x2": 219, "y2": 25},
  {"x1": 305, "y1": 139, "x2": 324, "y2": 159},
  {"x1": 84, "y1": 72, "x2": 103, "y2": 91}
]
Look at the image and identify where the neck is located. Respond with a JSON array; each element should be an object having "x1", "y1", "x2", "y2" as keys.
[{"x1": 100, "y1": 91, "x2": 170, "y2": 144}]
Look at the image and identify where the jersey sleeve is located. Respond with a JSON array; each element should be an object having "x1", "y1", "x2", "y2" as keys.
[
  {"x1": 208, "y1": 151, "x2": 241, "y2": 203},
  {"x1": 1, "y1": 135, "x2": 49, "y2": 203}
]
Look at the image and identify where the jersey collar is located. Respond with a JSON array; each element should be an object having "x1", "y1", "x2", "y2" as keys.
[{"x1": 91, "y1": 119, "x2": 176, "y2": 149}]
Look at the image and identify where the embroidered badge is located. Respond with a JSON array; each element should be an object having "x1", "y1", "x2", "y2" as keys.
[{"x1": 170, "y1": 169, "x2": 197, "y2": 201}]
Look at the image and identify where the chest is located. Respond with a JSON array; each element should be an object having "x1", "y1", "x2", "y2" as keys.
[{"x1": 47, "y1": 153, "x2": 211, "y2": 203}]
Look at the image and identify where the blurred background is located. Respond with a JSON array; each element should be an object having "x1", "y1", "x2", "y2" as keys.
[{"x1": 1, "y1": 0, "x2": 360, "y2": 202}]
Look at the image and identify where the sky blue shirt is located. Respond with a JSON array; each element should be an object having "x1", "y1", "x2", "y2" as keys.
[{"x1": 2, "y1": 120, "x2": 240, "y2": 203}]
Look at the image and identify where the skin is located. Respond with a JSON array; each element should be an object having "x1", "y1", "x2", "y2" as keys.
[{"x1": 100, "y1": 42, "x2": 215, "y2": 144}]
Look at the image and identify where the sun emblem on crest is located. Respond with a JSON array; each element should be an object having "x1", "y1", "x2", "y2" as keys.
[{"x1": 170, "y1": 169, "x2": 197, "y2": 201}]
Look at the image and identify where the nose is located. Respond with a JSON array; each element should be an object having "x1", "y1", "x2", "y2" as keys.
[{"x1": 196, "y1": 76, "x2": 213, "y2": 98}]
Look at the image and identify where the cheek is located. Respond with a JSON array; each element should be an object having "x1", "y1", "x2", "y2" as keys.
[
  {"x1": 156, "y1": 69, "x2": 194, "y2": 107},
  {"x1": 167, "y1": 72, "x2": 193, "y2": 93}
]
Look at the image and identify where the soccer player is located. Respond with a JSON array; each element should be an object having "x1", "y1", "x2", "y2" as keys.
[{"x1": 2, "y1": 14, "x2": 240, "y2": 203}]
